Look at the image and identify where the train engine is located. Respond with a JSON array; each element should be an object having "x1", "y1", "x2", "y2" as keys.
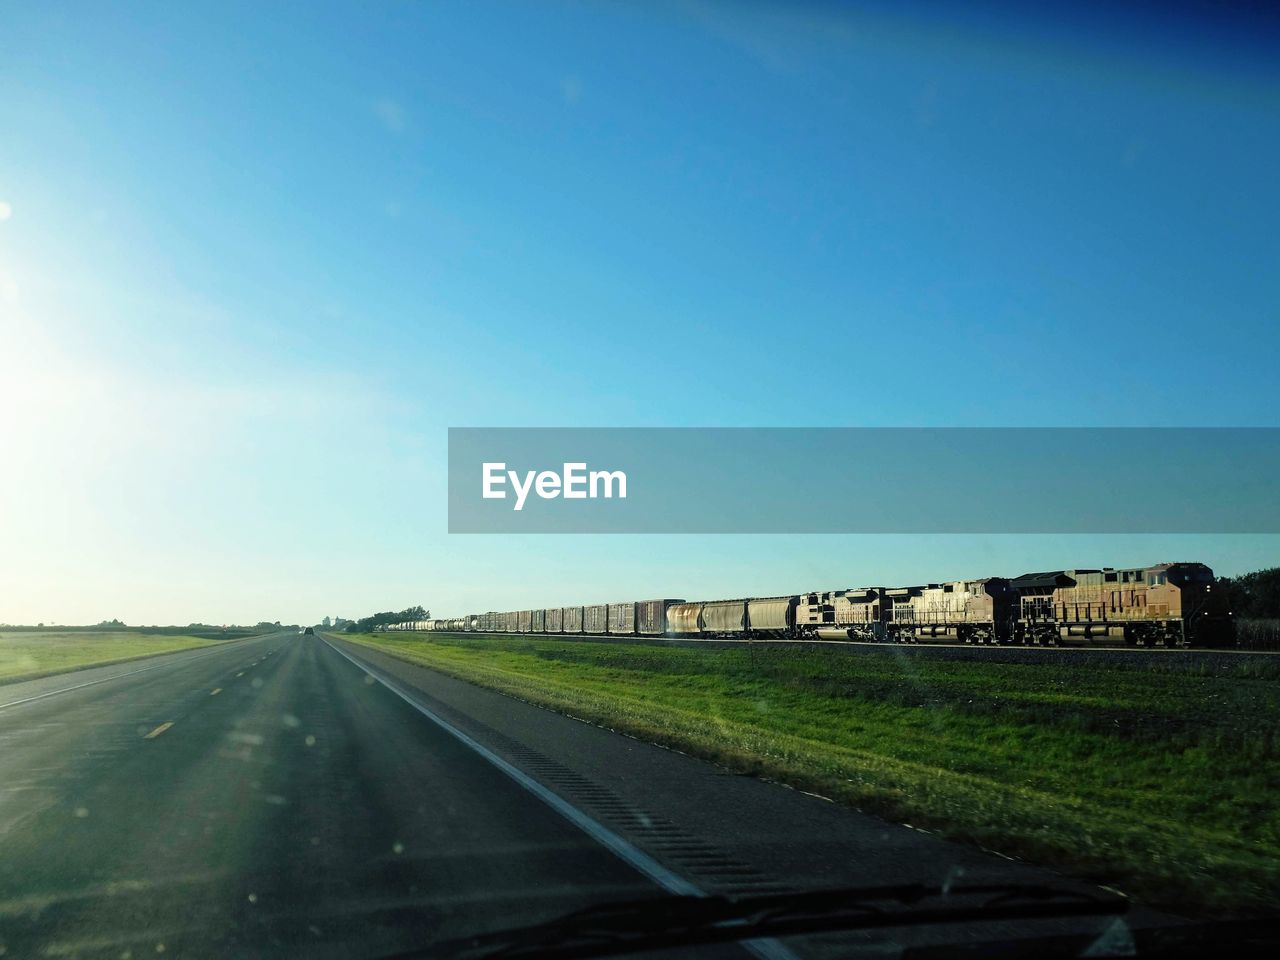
[
  {"x1": 796, "y1": 588, "x2": 889, "y2": 641},
  {"x1": 1011, "y1": 563, "x2": 1233, "y2": 647},
  {"x1": 1160, "y1": 563, "x2": 1234, "y2": 647},
  {"x1": 888, "y1": 579, "x2": 1015, "y2": 644}
]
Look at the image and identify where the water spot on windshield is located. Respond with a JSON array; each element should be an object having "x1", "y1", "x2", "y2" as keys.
[{"x1": 941, "y1": 865, "x2": 966, "y2": 895}]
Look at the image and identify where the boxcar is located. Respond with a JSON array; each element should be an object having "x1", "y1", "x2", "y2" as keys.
[
  {"x1": 564, "y1": 606, "x2": 584, "y2": 634},
  {"x1": 518, "y1": 609, "x2": 533, "y2": 633},
  {"x1": 637, "y1": 599, "x2": 683, "y2": 635},
  {"x1": 545, "y1": 607, "x2": 564, "y2": 633},
  {"x1": 583, "y1": 604, "x2": 608, "y2": 635},
  {"x1": 531, "y1": 608, "x2": 546, "y2": 633},
  {"x1": 607, "y1": 602, "x2": 636, "y2": 635}
]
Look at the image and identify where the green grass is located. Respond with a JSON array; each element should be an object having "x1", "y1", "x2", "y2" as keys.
[
  {"x1": 344, "y1": 631, "x2": 1280, "y2": 918},
  {"x1": 0, "y1": 630, "x2": 237, "y2": 684}
]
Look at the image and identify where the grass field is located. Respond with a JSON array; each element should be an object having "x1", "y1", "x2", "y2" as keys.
[
  {"x1": 0, "y1": 630, "x2": 240, "y2": 685},
  {"x1": 1239, "y1": 618, "x2": 1280, "y2": 651},
  {"x1": 345, "y1": 631, "x2": 1280, "y2": 917}
]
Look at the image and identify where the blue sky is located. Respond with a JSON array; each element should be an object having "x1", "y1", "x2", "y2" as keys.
[{"x1": 2, "y1": 1, "x2": 1278, "y2": 624}]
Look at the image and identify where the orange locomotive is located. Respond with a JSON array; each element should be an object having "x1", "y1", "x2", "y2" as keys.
[{"x1": 1010, "y1": 562, "x2": 1232, "y2": 648}]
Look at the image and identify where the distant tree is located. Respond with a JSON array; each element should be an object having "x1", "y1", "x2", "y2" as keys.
[
  {"x1": 1219, "y1": 567, "x2": 1280, "y2": 618},
  {"x1": 342, "y1": 608, "x2": 430, "y2": 633}
]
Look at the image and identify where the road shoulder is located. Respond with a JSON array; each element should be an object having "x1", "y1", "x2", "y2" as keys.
[{"x1": 324, "y1": 634, "x2": 1153, "y2": 914}]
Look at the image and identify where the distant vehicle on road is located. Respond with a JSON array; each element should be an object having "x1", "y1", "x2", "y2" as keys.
[{"x1": 303, "y1": 626, "x2": 315, "y2": 636}]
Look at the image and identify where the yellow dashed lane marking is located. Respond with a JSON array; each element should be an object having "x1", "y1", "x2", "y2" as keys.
[
  {"x1": 144, "y1": 722, "x2": 174, "y2": 739},
  {"x1": 210, "y1": 688, "x2": 222, "y2": 696}
]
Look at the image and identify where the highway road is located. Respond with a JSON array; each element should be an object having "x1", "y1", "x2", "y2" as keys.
[{"x1": 0, "y1": 631, "x2": 1155, "y2": 959}]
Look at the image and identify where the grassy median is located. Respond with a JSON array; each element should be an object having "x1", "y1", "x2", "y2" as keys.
[
  {"x1": 345, "y1": 631, "x2": 1279, "y2": 917},
  {"x1": 0, "y1": 630, "x2": 242, "y2": 684}
]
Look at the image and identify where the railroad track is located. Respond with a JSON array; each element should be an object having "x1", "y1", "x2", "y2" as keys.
[{"x1": 392, "y1": 631, "x2": 1280, "y2": 663}]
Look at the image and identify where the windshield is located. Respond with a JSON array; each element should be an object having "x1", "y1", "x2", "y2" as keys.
[{"x1": 2, "y1": 2, "x2": 1278, "y2": 958}]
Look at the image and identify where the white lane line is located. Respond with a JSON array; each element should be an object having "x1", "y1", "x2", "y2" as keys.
[
  {"x1": 321, "y1": 637, "x2": 797, "y2": 960},
  {"x1": 0, "y1": 641, "x2": 278, "y2": 714}
]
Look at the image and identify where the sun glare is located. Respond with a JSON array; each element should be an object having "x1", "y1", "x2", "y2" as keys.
[{"x1": 0, "y1": 200, "x2": 12, "y2": 221}]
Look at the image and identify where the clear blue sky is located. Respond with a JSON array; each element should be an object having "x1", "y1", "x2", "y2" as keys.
[{"x1": 2, "y1": 1, "x2": 1277, "y2": 624}]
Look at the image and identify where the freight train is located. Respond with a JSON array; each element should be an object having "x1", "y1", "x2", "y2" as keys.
[{"x1": 389, "y1": 561, "x2": 1234, "y2": 649}]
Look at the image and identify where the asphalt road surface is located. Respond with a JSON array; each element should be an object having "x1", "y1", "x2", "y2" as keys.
[{"x1": 0, "y1": 632, "x2": 1153, "y2": 959}]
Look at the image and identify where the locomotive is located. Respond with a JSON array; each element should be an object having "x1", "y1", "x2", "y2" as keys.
[{"x1": 393, "y1": 561, "x2": 1234, "y2": 649}]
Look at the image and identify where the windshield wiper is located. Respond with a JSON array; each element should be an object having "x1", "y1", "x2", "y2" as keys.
[{"x1": 383, "y1": 881, "x2": 1128, "y2": 960}]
